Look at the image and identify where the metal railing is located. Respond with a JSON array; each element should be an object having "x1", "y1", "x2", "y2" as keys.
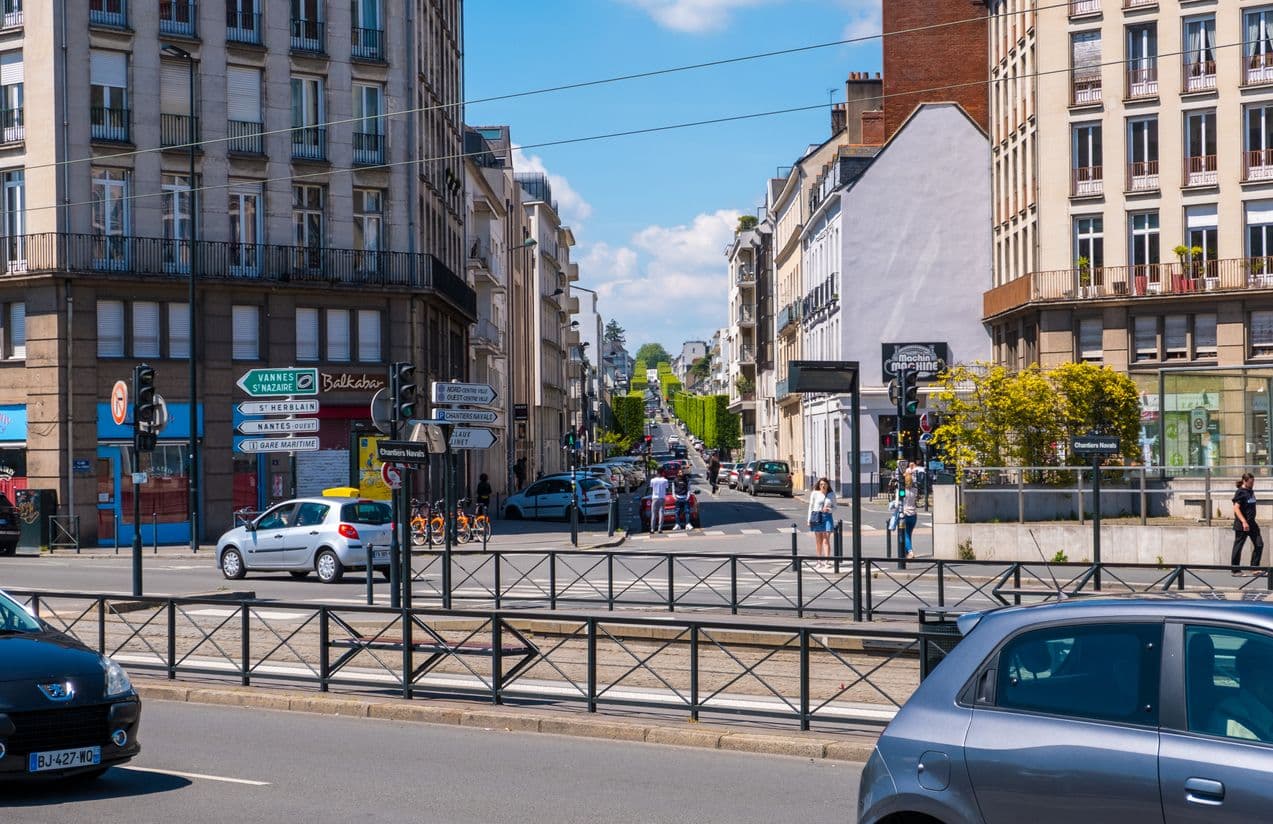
[
  {"x1": 1126, "y1": 160, "x2": 1159, "y2": 191},
  {"x1": 0, "y1": 107, "x2": 22, "y2": 143},
  {"x1": 227, "y1": 120, "x2": 264, "y2": 154},
  {"x1": 1248, "y1": 53, "x2": 1273, "y2": 87},
  {"x1": 3, "y1": 3, "x2": 20, "y2": 28},
  {"x1": 1071, "y1": 77, "x2": 1102, "y2": 106},
  {"x1": 353, "y1": 131, "x2": 384, "y2": 165},
  {"x1": 738, "y1": 345, "x2": 755, "y2": 363},
  {"x1": 1183, "y1": 60, "x2": 1217, "y2": 93},
  {"x1": 158, "y1": 0, "x2": 195, "y2": 35},
  {"x1": 351, "y1": 27, "x2": 384, "y2": 60},
  {"x1": 737, "y1": 306, "x2": 755, "y2": 324},
  {"x1": 226, "y1": 9, "x2": 261, "y2": 44},
  {"x1": 473, "y1": 318, "x2": 502, "y2": 349},
  {"x1": 735, "y1": 268, "x2": 756, "y2": 286},
  {"x1": 160, "y1": 114, "x2": 198, "y2": 148},
  {"x1": 1126, "y1": 64, "x2": 1159, "y2": 99},
  {"x1": 91, "y1": 107, "x2": 130, "y2": 143},
  {"x1": 1184, "y1": 154, "x2": 1217, "y2": 187},
  {"x1": 291, "y1": 18, "x2": 325, "y2": 52},
  {"x1": 1068, "y1": 0, "x2": 1099, "y2": 14},
  {"x1": 291, "y1": 126, "x2": 327, "y2": 161},
  {"x1": 89, "y1": 2, "x2": 126, "y2": 27},
  {"x1": 1071, "y1": 165, "x2": 1102, "y2": 197}
]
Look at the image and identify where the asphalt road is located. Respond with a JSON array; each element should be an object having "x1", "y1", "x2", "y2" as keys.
[{"x1": 0, "y1": 700, "x2": 860, "y2": 824}]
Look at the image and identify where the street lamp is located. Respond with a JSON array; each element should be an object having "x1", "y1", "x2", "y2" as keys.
[
  {"x1": 162, "y1": 43, "x2": 199, "y2": 552},
  {"x1": 505, "y1": 232, "x2": 536, "y2": 495}
]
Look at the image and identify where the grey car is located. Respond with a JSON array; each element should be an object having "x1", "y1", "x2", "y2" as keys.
[
  {"x1": 216, "y1": 497, "x2": 394, "y2": 584},
  {"x1": 736, "y1": 461, "x2": 756, "y2": 494},
  {"x1": 749, "y1": 459, "x2": 793, "y2": 498},
  {"x1": 859, "y1": 595, "x2": 1273, "y2": 823}
]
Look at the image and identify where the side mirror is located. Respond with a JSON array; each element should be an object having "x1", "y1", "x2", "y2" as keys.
[{"x1": 245, "y1": 520, "x2": 258, "y2": 532}]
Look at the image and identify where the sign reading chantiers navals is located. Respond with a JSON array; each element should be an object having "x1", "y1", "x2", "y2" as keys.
[{"x1": 882, "y1": 343, "x2": 950, "y2": 382}]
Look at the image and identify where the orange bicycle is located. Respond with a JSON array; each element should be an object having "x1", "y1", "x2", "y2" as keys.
[{"x1": 469, "y1": 500, "x2": 492, "y2": 543}]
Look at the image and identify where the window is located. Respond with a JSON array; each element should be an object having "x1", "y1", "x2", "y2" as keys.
[
  {"x1": 226, "y1": 67, "x2": 262, "y2": 153},
  {"x1": 228, "y1": 184, "x2": 261, "y2": 276},
  {"x1": 1184, "y1": 111, "x2": 1217, "y2": 186},
  {"x1": 1165, "y1": 315, "x2": 1188, "y2": 360},
  {"x1": 1250, "y1": 202, "x2": 1273, "y2": 266},
  {"x1": 290, "y1": 0, "x2": 323, "y2": 51},
  {"x1": 1133, "y1": 316, "x2": 1157, "y2": 362},
  {"x1": 1183, "y1": 17, "x2": 1216, "y2": 92},
  {"x1": 256, "y1": 503, "x2": 295, "y2": 531},
  {"x1": 91, "y1": 167, "x2": 129, "y2": 270},
  {"x1": 353, "y1": 188, "x2": 382, "y2": 271},
  {"x1": 293, "y1": 502, "x2": 329, "y2": 528},
  {"x1": 1248, "y1": 105, "x2": 1273, "y2": 181},
  {"x1": 1, "y1": 168, "x2": 22, "y2": 268},
  {"x1": 1186, "y1": 205, "x2": 1218, "y2": 276},
  {"x1": 89, "y1": 50, "x2": 128, "y2": 142},
  {"x1": 231, "y1": 305, "x2": 259, "y2": 361},
  {"x1": 1128, "y1": 118, "x2": 1159, "y2": 190},
  {"x1": 159, "y1": 59, "x2": 194, "y2": 146},
  {"x1": 97, "y1": 300, "x2": 124, "y2": 357},
  {"x1": 296, "y1": 307, "x2": 319, "y2": 361},
  {"x1": 353, "y1": 85, "x2": 383, "y2": 164},
  {"x1": 1074, "y1": 216, "x2": 1104, "y2": 269},
  {"x1": 168, "y1": 302, "x2": 189, "y2": 359},
  {"x1": 995, "y1": 623, "x2": 1162, "y2": 725},
  {"x1": 290, "y1": 76, "x2": 324, "y2": 159},
  {"x1": 159, "y1": 0, "x2": 194, "y2": 35},
  {"x1": 132, "y1": 301, "x2": 159, "y2": 358},
  {"x1": 6, "y1": 301, "x2": 21, "y2": 359},
  {"x1": 326, "y1": 308, "x2": 349, "y2": 362},
  {"x1": 292, "y1": 184, "x2": 323, "y2": 271},
  {"x1": 1130, "y1": 211, "x2": 1160, "y2": 282},
  {"x1": 1072, "y1": 124, "x2": 1102, "y2": 195},
  {"x1": 357, "y1": 309, "x2": 380, "y2": 362},
  {"x1": 161, "y1": 174, "x2": 194, "y2": 274},
  {"x1": 352, "y1": 0, "x2": 383, "y2": 59},
  {"x1": 1186, "y1": 626, "x2": 1273, "y2": 741},
  {"x1": 226, "y1": 0, "x2": 260, "y2": 43},
  {"x1": 0, "y1": 51, "x2": 23, "y2": 142},
  {"x1": 1247, "y1": 8, "x2": 1273, "y2": 84},
  {"x1": 1254, "y1": 310, "x2": 1273, "y2": 356},
  {"x1": 1127, "y1": 24, "x2": 1158, "y2": 98},
  {"x1": 1071, "y1": 31, "x2": 1101, "y2": 104},
  {"x1": 89, "y1": 0, "x2": 126, "y2": 27},
  {"x1": 1195, "y1": 313, "x2": 1217, "y2": 359},
  {"x1": 1078, "y1": 318, "x2": 1103, "y2": 362}
]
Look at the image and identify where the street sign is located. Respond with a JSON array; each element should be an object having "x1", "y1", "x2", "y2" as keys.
[
  {"x1": 236, "y1": 418, "x2": 321, "y2": 435},
  {"x1": 919, "y1": 413, "x2": 932, "y2": 434},
  {"x1": 381, "y1": 462, "x2": 402, "y2": 490},
  {"x1": 918, "y1": 431, "x2": 932, "y2": 446},
  {"x1": 430, "y1": 381, "x2": 497, "y2": 406},
  {"x1": 237, "y1": 399, "x2": 320, "y2": 416},
  {"x1": 449, "y1": 427, "x2": 497, "y2": 450},
  {"x1": 111, "y1": 381, "x2": 129, "y2": 426},
  {"x1": 234, "y1": 436, "x2": 321, "y2": 453},
  {"x1": 370, "y1": 388, "x2": 392, "y2": 435},
  {"x1": 235, "y1": 367, "x2": 319, "y2": 397},
  {"x1": 377, "y1": 439, "x2": 432, "y2": 465},
  {"x1": 433, "y1": 408, "x2": 500, "y2": 425},
  {"x1": 131, "y1": 472, "x2": 148, "y2": 485},
  {"x1": 1071, "y1": 434, "x2": 1120, "y2": 455}
]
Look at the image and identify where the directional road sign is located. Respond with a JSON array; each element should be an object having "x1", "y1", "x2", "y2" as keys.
[
  {"x1": 377, "y1": 440, "x2": 432, "y2": 465},
  {"x1": 432, "y1": 408, "x2": 500, "y2": 425},
  {"x1": 449, "y1": 427, "x2": 497, "y2": 450},
  {"x1": 237, "y1": 399, "x2": 320, "y2": 416},
  {"x1": 236, "y1": 418, "x2": 321, "y2": 436},
  {"x1": 236, "y1": 367, "x2": 319, "y2": 397},
  {"x1": 234, "y1": 436, "x2": 321, "y2": 453},
  {"x1": 430, "y1": 381, "x2": 497, "y2": 406},
  {"x1": 1071, "y1": 434, "x2": 1120, "y2": 456},
  {"x1": 110, "y1": 381, "x2": 129, "y2": 426}
]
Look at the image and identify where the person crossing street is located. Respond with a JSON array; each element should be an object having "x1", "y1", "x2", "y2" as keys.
[
  {"x1": 648, "y1": 471, "x2": 670, "y2": 533},
  {"x1": 672, "y1": 469, "x2": 692, "y2": 531},
  {"x1": 707, "y1": 454, "x2": 721, "y2": 494}
]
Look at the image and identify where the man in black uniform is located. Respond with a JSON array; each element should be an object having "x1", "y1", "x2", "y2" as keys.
[
  {"x1": 1233, "y1": 472, "x2": 1264, "y2": 576},
  {"x1": 707, "y1": 454, "x2": 721, "y2": 494}
]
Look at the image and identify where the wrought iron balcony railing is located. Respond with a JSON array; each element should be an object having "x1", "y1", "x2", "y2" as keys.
[
  {"x1": 226, "y1": 9, "x2": 261, "y2": 44},
  {"x1": 159, "y1": 0, "x2": 195, "y2": 36},
  {"x1": 291, "y1": 126, "x2": 326, "y2": 161},
  {"x1": 351, "y1": 27, "x2": 384, "y2": 61},
  {"x1": 353, "y1": 131, "x2": 383, "y2": 165},
  {"x1": 227, "y1": 120, "x2": 264, "y2": 155},
  {"x1": 91, "y1": 107, "x2": 130, "y2": 143},
  {"x1": 0, "y1": 107, "x2": 22, "y2": 143},
  {"x1": 291, "y1": 18, "x2": 324, "y2": 52},
  {"x1": 160, "y1": 114, "x2": 198, "y2": 148},
  {"x1": 89, "y1": 2, "x2": 126, "y2": 28}
]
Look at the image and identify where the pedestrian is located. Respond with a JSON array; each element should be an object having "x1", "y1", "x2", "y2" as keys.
[
  {"x1": 513, "y1": 457, "x2": 526, "y2": 490},
  {"x1": 807, "y1": 477, "x2": 835, "y2": 570},
  {"x1": 1233, "y1": 472, "x2": 1264, "y2": 576},
  {"x1": 707, "y1": 454, "x2": 721, "y2": 494},
  {"x1": 475, "y1": 473, "x2": 492, "y2": 514},
  {"x1": 648, "y1": 471, "x2": 670, "y2": 533},
  {"x1": 900, "y1": 468, "x2": 919, "y2": 559},
  {"x1": 672, "y1": 470, "x2": 693, "y2": 531}
]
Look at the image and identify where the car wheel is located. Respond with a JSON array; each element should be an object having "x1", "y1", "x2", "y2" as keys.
[
  {"x1": 315, "y1": 549, "x2": 344, "y2": 584},
  {"x1": 0, "y1": 542, "x2": 14, "y2": 557},
  {"x1": 288, "y1": 570, "x2": 310, "y2": 579},
  {"x1": 220, "y1": 548, "x2": 246, "y2": 580},
  {"x1": 784, "y1": 491, "x2": 794, "y2": 498},
  {"x1": 506, "y1": 506, "x2": 523, "y2": 520}
]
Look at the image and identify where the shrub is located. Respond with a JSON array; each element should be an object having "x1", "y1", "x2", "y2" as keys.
[{"x1": 956, "y1": 539, "x2": 976, "y2": 561}]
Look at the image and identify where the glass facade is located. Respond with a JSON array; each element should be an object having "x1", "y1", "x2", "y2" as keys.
[{"x1": 1139, "y1": 368, "x2": 1273, "y2": 473}]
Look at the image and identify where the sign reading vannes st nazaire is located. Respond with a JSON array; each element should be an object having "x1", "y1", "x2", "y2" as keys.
[{"x1": 882, "y1": 343, "x2": 949, "y2": 381}]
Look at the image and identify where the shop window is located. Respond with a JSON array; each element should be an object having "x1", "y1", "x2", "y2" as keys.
[
  {"x1": 97, "y1": 299, "x2": 124, "y2": 357},
  {"x1": 357, "y1": 309, "x2": 380, "y2": 362},
  {"x1": 326, "y1": 308, "x2": 350, "y2": 362},
  {"x1": 231, "y1": 304, "x2": 259, "y2": 361},
  {"x1": 1194, "y1": 313, "x2": 1217, "y2": 359},
  {"x1": 296, "y1": 307, "x2": 319, "y2": 361},
  {"x1": 1252, "y1": 310, "x2": 1273, "y2": 357},
  {"x1": 132, "y1": 301, "x2": 159, "y2": 358}
]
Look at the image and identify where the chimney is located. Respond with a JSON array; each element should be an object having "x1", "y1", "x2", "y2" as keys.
[
  {"x1": 842, "y1": 71, "x2": 884, "y2": 144},
  {"x1": 861, "y1": 110, "x2": 885, "y2": 146},
  {"x1": 831, "y1": 103, "x2": 847, "y2": 135}
]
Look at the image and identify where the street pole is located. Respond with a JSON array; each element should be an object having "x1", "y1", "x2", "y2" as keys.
[
  {"x1": 443, "y1": 427, "x2": 454, "y2": 609},
  {"x1": 851, "y1": 379, "x2": 863, "y2": 622},
  {"x1": 187, "y1": 54, "x2": 198, "y2": 554},
  {"x1": 1092, "y1": 453, "x2": 1102, "y2": 591},
  {"x1": 400, "y1": 470, "x2": 412, "y2": 609},
  {"x1": 132, "y1": 439, "x2": 142, "y2": 597}
]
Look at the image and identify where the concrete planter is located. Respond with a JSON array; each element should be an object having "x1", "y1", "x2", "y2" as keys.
[{"x1": 934, "y1": 521, "x2": 1231, "y2": 566}]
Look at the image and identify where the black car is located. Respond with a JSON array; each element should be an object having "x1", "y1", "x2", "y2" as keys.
[
  {"x1": 0, "y1": 493, "x2": 20, "y2": 556},
  {"x1": 0, "y1": 589, "x2": 141, "y2": 781}
]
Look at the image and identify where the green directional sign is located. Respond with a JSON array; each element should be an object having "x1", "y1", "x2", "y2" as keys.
[{"x1": 236, "y1": 367, "x2": 319, "y2": 397}]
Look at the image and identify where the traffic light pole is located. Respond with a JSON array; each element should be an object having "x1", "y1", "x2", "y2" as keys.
[
  {"x1": 131, "y1": 433, "x2": 143, "y2": 597},
  {"x1": 442, "y1": 428, "x2": 454, "y2": 610},
  {"x1": 388, "y1": 366, "x2": 402, "y2": 610}
]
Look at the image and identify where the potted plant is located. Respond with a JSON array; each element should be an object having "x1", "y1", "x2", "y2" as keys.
[{"x1": 1076, "y1": 257, "x2": 1092, "y2": 297}]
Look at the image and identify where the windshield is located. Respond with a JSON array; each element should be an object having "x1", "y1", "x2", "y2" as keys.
[
  {"x1": 340, "y1": 501, "x2": 393, "y2": 525},
  {"x1": 0, "y1": 591, "x2": 41, "y2": 633},
  {"x1": 759, "y1": 461, "x2": 789, "y2": 474}
]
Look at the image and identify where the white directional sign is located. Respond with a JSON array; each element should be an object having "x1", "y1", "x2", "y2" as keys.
[
  {"x1": 238, "y1": 400, "x2": 320, "y2": 416},
  {"x1": 448, "y1": 427, "x2": 497, "y2": 450},
  {"x1": 431, "y1": 381, "x2": 497, "y2": 406},
  {"x1": 236, "y1": 418, "x2": 321, "y2": 435},
  {"x1": 432, "y1": 408, "x2": 500, "y2": 425},
  {"x1": 234, "y1": 437, "x2": 321, "y2": 453}
]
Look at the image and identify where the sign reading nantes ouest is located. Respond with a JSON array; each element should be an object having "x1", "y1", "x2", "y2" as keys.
[{"x1": 882, "y1": 342, "x2": 949, "y2": 382}]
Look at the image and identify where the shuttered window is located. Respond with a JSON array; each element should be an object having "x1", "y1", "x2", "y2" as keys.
[
  {"x1": 296, "y1": 307, "x2": 319, "y2": 361},
  {"x1": 357, "y1": 309, "x2": 380, "y2": 362},
  {"x1": 1195, "y1": 313, "x2": 1217, "y2": 358},
  {"x1": 326, "y1": 309, "x2": 350, "y2": 362},
  {"x1": 133, "y1": 301, "x2": 160, "y2": 358},
  {"x1": 1133, "y1": 316, "x2": 1157, "y2": 361},
  {"x1": 97, "y1": 300, "x2": 124, "y2": 357},
  {"x1": 90, "y1": 50, "x2": 126, "y2": 88},
  {"x1": 1164, "y1": 315, "x2": 1188, "y2": 359},
  {"x1": 160, "y1": 60, "x2": 191, "y2": 115},
  {"x1": 168, "y1": 302, "x2": 189, "y2": 359},
  {"x1": 226, "y1": 66, "x2": 261, "y2": 122},
  {"x1": 8, "y1": 301, "x2": 22, "y2": 359},
  {"x1": 1253, "y1": 310, "x2": 1273, "y2": 356},
  {"x1": 232, "y1": 305, "x2": 259, "y2": 360},
  {"x1": 0, "y1": 52, "x2": 22, "y2": 85},
  {"x1": 1078, "y1": 318, "x2": 1103, "y2": 362}
]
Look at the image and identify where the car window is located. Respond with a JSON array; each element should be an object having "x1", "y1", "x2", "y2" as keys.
[
  {"x1": 0, "y1": 590, "x2": 40, "y2": 633},
  {"x1": 1186, "y1": 625, "x2": 1273, "y2": 742},
  {"x1": 340, "y1": 501, "x2": 392, "y2": 525},
  {"x1": 525, "y1": 482, "x2": 548, "y2": 497},
  {"x1": 256, "y1": 503, "x2": 297, "y2": 530},
  {"x1": 995, "y1": 622, "x2": 1162, "y2": 725},
  {"x1": 759, "y1": 462, "x2": 789, "y2": 474},
  {"x1": 578, "y1": 478, "x2": 604, "y2": 491},
  {"x1": 294, "y1": 502, "x2": 330, "y2": 527}
]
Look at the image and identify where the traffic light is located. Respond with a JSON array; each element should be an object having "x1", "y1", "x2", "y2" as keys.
[
  {"x1": 133, "y1": 364, "x2": 157, "y2": 452},
  {"x1": 901, "y1": 368, "x2": 919, "y2": 417},
  {"x1": 390, "y1": 361, "x2": 416, "y2": 426},
  {"x1": 644, "y1": 434, "x2": 653, "y2": 444},
  {"x1": 564, "y1": 431, "x2": 576, "y2": 449}
]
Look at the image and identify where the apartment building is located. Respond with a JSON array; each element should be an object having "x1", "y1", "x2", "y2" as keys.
[
  {"x1": 982, "y1": 0, "x2": 1273, "y2": 467},
  {"x1": 569, "y1": 287, "x2": 603, "y2": 464},
  {"x1": 0, "y1": 2, "x2": 473, "y2": 546},
  {"x1": 725, "y1": 226, "x2": 760, "y2": 458}
]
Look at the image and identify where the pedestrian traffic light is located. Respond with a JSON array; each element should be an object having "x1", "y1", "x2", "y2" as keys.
[
  {"x1": 133, "y1": 364, "x2": 157, "y2": 452},
  {"x1": 902, "y1": 368, "x2": 919, "y2": 416},
  {"x1": 644, "y1": 435, "x2": 653, "y2": 444},
  {"x1": 390, "y1": 361, "x2": 416, "y2": 424},
  {"x1": 564, "y1": 431, "x2": 576, "y2": 448}
]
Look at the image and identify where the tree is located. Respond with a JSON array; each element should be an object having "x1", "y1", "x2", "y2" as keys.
[
  {"x1": 604, "y1": 319, "x2": 626, "y2": 344},
  {"x1": 689, "y1": 356, "x2": 711, "y2": 381},
  {"x1": 1048, "y1": 362, "x2": 1141, "y2": 461},
  {"x1": 736, "y1": 215, "x2": 758, "y2": 234},
  {"x1": 634, "y1": 343, "x2": 671, "y2": 367}
]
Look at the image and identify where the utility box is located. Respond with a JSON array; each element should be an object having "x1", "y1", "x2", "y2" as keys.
[{"x1": 15, "y1": 489, "x2": 57, "y2": 552}]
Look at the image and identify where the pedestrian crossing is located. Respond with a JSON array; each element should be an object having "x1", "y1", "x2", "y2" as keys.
[{"x1": 627, "y1": 523, "x2": 880, "y2": 541}]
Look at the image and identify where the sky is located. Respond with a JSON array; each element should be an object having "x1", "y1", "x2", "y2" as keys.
[{"x1": 464, "y1": 0, "x2": 883, "y2": 356}]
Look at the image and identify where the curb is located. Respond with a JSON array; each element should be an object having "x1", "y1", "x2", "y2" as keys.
[{"x1": 133, "y1": 678, "x2": 878, "y2": 763}]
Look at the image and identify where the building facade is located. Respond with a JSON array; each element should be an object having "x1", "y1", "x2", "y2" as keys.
[{"x1": 725, "y1": 227, "x2": 759, "y2": 458}]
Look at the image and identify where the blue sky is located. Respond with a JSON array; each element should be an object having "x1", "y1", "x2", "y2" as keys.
[{"x1": 464, "y1": 0, "x2": 882, "y2": 354}]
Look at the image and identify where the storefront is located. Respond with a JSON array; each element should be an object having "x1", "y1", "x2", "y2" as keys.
[
  {"x1": 0, "y1": 404, "x2": 26, "y2": 500},
  {"x1": 1143, "y1": 368, "x2": 1273, "y2": 472}
]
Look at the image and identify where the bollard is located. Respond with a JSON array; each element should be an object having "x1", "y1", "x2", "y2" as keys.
[
  {"x1": 114, "y1": 511, "x2": 120, "y2": 555},
  {"x1": 152, "y1": 512, "x2": 159, "y2": 555},
  {"x1": 833, "y1": 519, "x2": 843, "y2": 574},
  {"x1": 365, "y1": 546, "x2": 375, "y2": 605},
  {"x1": 608, "y1": 497, "x2": 617, "y2": 538},
  {"x1": 852, "y1": 522, "x2": 864, "y2": 622},
  {"x1": 570, "y1": 501, "x2": 579, "y2": 547},
  {"x1": 885, "y1": 522, "x2": 892, "y2": 559},
  {"x1": 1205, "y1": 467, "x2": 1213, "y2": 526},
  {"x1": 790, "y1": 523, "x2": 799, "y2": 573}
]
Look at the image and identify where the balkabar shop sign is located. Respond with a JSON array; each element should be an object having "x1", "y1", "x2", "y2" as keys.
[{"x1": 321, "y1": 372, "x2": 387, "y2": 393}]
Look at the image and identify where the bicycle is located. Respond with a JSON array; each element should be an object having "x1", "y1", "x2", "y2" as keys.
[
  {"x1": 409, "y1": 498, "x2": 440, "y2": 547},
  {"x1": 470, "y1": 500, "x2": 493, "y2": 543}
]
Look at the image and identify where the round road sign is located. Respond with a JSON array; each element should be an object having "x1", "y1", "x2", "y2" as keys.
[
  {"x1": 381, "y1": 462, "x2": 402, "y2": 490},
  {"x1": 110, "y1": 380, "x2": 129, "y2": 426}
]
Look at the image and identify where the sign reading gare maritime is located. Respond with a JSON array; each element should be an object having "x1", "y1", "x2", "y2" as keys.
[{"x1": 882, "y1": 342, "x2": 950, "y2": 382}]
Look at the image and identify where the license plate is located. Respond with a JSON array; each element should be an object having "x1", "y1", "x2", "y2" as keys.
[
  {"x1": 372, "y1": 548, "x2": 389, "y2": 563},
  {"x1": 29, "y1": 746, "x2": 101, "y2": 773}
]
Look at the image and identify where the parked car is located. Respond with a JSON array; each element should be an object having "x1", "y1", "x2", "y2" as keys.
[
  {"x1": 0, "y1": 493, "x2": 19, "y2": 556},
  {"x1": 858, "y1": 595, "x2": 1273, "y2": 824},
  {"x1": 0, "y1": 587, "x2": 141, "y2": 782},
  {"x1": 603, "y1": 460, "x2": 644, "y2": 489},
  {"x1": 748, "y1": 460, "x2": 794, "y2": 498},
  {"x1": 737, "y1": 461, "x2": 757, "y2": 493},
  {"x1": 584, "y1": 464, "x2": 626, "y2": 491},
  {"x1": 503, "y1": 475, "x2": 612, "y2": 521},
  {"x1": 639, "y1": 487, "x2": 701, "y2": 531},
  {"x1": 727, "y1": 464, "x2": 741, "y2": 489},
  {"x1": 217, "y1": 497, "x2": 394, "y2": 584}
]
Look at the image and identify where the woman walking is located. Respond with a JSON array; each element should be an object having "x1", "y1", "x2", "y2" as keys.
[
  {"x1": 808, "y1": 477, "x2": 836, "y2": 570},
  {"x1": 1232, "y1": 472, "x2": 1264, "y2": 576}
]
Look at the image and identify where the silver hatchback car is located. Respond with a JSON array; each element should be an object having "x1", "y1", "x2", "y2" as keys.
[
  {"x1": 860, "y1": 595, "x2": 1273, "y2": 823},
  {"x1": 217, "y1": 497, "x2": 394, "y2": 584}
]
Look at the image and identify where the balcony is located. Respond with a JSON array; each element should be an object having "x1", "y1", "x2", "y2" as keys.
[
  {"x1": 351, "y1": 27, "x2": 384, "y2": 61},
  {"x1": 290, "y1": 18, "x2": 324, "y2": 53},
  {"x1": 1246, "y1": 148, "x2": 1273, "y2": 182},
  {"x1": 1126, "y1": 65, "x2": 1158, "y2": 99},
  {"x1": 735, "y1": 267, "x2": 756, "y2": 287},
  {"x1": 90, "y1": 107, "x2": 130, "y2": 143},
  {"x1": 227, "y1": 120, "x2": 264, "y2": 155},
  {"x1": 89, "y1": 1, "x2": 126, "y2": 28},
  {"x1": 159, "y1": 0, "x2": 195, "y2": 36},
  {"x1": 353, "y1": 132, "x2": 383, "y2": 165},
  {"x1": 738, "y1": 345, "x2": 755, "y2": 364},
  {"x1": 1123, "y1": 0, "x2": 1155, "y2": 7},
  {"x1": 1069, "y1": 0, "x2": 1099, "y2": 15},
  {"x1": 736, "y1": 306, "x2": 755, "y2": 327},
  {"x1": 1183, "y1": 60, "x2": 1217, "y2": 94},
  {"x1": 1249, "y1": 53, "x2": 1273, "y2": 87},
  {"x1": 775, "y1": 378, "x2": 789, "y2": 399},
  {"x1": 0, "y1": 107, "x2": 22, "y2": 144},
  {"x1": 1184, "y1": 155, "x2": 1217, "y2": 188},
  {"x1": 1072, "y1": 166, "x2": 1103, "y2": 197},
  {"x1": 466, "y1": 238, "x2": 501, "y2": 286},
  {"x1": 160, "y1": 114, "x2": 198, "y2": 148},
  {"x1": 472, "y1": 319, "x2": 503, "y2": 353},
  {"x1": 3, "y1": 2, "x2": 21, "y2": 28},
  {"x1": 983, "y1": 257, "x2": 1273, "y2": 320},
  {"x1": 0, "y1": 232, "x2": 477, "y2": 316},
  {"x1": 1127, "y1": 160, "x2": 1159, "y2": 192},
  {"x1": 1071, "y1": 76, "x2": 1103, "y2": 106},
  {"x1": 291, "y1": 127, "x2": 326, "y2": 161},
  {"x1": 226, "y1": 9, "x2": 261, "y2": 44},
  {"x1": 777, "y1": 300, "x2": 803, "y2": 335}
]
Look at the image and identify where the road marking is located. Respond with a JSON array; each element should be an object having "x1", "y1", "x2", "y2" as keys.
[
  {"x1": 184, "y1": 608, "x2": 309, "y2": 621},
  {"x1": 121, "y1": 766, "x2": 271, "y2": 786},
  {"x1": 703, "y1": 530, "x2": 726, "y2": 536},
  {"x1": 740, "y1": 529, "x2": 762, "y2": 535}
]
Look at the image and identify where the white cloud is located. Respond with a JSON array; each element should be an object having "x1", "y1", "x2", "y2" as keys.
[
  {"x1": 839, "y1": 0, "x2": 881, "y2": 42},
  {"x1": 511, "y1": 146, "x2": 594, "y2": 229},
  {"x1": 625, "y1": 0, "x2": 769, "y2": 33}
]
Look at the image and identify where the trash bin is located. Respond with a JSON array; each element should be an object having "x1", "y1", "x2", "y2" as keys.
[{"x1": 15, "y1": 489, "x2": 56, "y2": 552}]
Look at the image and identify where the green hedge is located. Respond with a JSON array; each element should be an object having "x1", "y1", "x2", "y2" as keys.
[
  {"x1": 612, "y1": 393, "x2": 646, "y2": 445},
  {"x1": 672, "y1": 392, "x2": 739, "y2": 452}
]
